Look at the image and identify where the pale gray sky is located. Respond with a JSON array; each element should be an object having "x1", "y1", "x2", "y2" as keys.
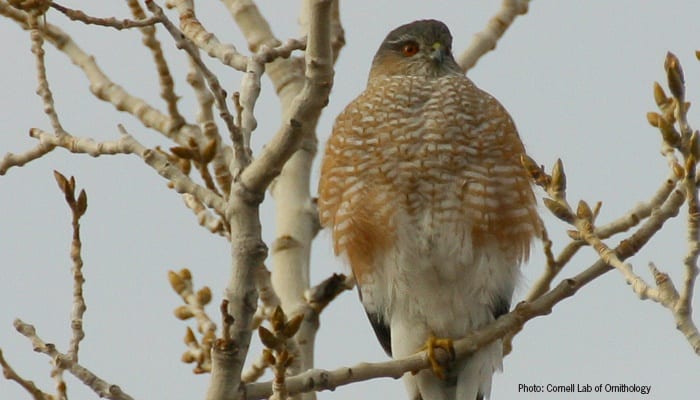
[{"x1": 1, "y1": 1, "x2": 698, "y2": 399}]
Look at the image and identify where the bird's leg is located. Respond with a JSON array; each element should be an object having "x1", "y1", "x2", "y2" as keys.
[{"x1": 420, "y1": 333, "x2": 455, "y2": 380}]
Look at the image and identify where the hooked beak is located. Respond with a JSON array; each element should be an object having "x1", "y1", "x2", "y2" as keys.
[{"x1": 430, "y1": 42, "x2": 446, "y2": 64}]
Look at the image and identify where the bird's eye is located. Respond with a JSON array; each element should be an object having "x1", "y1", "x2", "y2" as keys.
[{"x1": 401, "y1": 42, "x2": 420, "y2": 57}]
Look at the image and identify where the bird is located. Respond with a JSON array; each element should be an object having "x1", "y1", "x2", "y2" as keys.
[{"x1": 317, "y1": 19, "x2": 541, "y2": 400}]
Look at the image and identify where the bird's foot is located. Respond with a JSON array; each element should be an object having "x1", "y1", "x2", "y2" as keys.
[{"x1": 421, "y1": 334, "x2": 455, "y2": 380}]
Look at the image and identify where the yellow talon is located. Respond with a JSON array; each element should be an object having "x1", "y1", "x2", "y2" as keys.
[{"x1": 422, "y1": 334, "x2": 455, "y2": 380}]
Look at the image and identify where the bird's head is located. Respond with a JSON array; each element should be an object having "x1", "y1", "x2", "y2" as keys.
[{"x1": 369, "y1": 19, "x2": 462, "y2": 80}]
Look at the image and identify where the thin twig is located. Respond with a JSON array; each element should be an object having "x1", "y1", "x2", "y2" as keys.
[
  {"x1": 16, "y1": 126, "x2": 227, "y2": 216},
  {"x1": 239, "y1": 0, "x2": 334, "y2": 193},
  {"x1": 253, "y1": 37, "x2": 307, "y2": 64},
  {"x1": 126, "y1": 0, "x2": 186, "y2": 129},
  {"x1": 52, "y1": 171, "x2": 89, "y2": 363},
  {"x1": 185, "y1": 59, "x2": 233, "y2": 197},
  {"x1": 680, "y1": 169, "x2": 700, "y2": 320},
  {"x1": 0, "y1": 2, "x2": 196, "y2": 145},
  {"x1": 0, "y1": 137, "x2": 55, "y2": 175},
  {"x1": 0, "y1": 348, "x2": 50, "y2": 400},
  {"x1": 51, "y1": 2, "x2": 159, "y2": 30},
  {"x1": 458, "y1": 0, "x2": 530, "y2": 72},
  {"x1": 145, "y1": 0, "x2": 250, "y2": 174},
  {"x1": 329, "y1": 0, "x2": 344, "y2": 63},
  {"x1": 28, "y1": 12, "x2": 66, "y2": 135},
  {"x1": 527, "y1": 173, "x2": 680, "y2": 301},
  {"x1": 234, "y1": 38, "x2": 307, "y2": 153},
  {"x1": 14, "y1": 319, "x2": 134, "y2": 400},
  {"x1": 182, "y1": 193, "x2": 229, "y2": 238},
  {"x1": 168, "y1": 0, "x2": 247, "y2": 71},
  {"x1": 28, "y1": 127, "x2": 134, "y2": 155},
  {"x1": 117, "y1": 125, "x2": 227, "y2": 215},
  {"x1": 237, "y1": 58, "x2": 263, "y2": 154}
]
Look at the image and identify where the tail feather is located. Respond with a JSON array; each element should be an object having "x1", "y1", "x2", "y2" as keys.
[
  {"x1": 455, "y1": 341, "x2": 501, "y2": 400},
  {"x1": 407, "y1": 341, "x2": 502, "y2": 400}
]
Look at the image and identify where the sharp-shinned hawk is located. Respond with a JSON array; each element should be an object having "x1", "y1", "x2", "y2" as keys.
[{"x1": 318, "y1": 19, "x2": 541, "y2": 400}]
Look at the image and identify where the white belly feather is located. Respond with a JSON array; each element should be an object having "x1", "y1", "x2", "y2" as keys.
[
  {"x1": 357, "y1": 210, "x2": 519, "y2": 399},
  {"x1": 358, "y1": 210, "x2": 519, "y2": 340}
]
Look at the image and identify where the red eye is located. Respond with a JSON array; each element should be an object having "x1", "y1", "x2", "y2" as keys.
[{"x1": 401, "y1": 42, "x2": 419, "y2": 57}]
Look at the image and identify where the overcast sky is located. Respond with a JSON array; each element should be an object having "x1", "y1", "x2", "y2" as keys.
[{"x1": 1, "y1": 1, "x2": 699, "y2": 399}]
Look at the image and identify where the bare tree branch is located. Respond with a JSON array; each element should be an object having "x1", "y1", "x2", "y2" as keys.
[
  {"x1": 127, "y1": 0, "x2": 186, "y2": 128},
  {"x1": 118, "y1": 125, "x2": 228, "y2": 215},
  {"x1": 28, "y1": 11, "x2": 66, "y2": 135},
  {"x1": 199, "y1": 1, "x2": 336, "y2": 399},
  {"x1": 0, "y1": 348, "x2": 50, "y2": 400},
  {"x1": 52, "y1": 172, "x2": 89, "y2": 363},
  {"x1": 328, "y1": 0, "x2": 344, "y2": 63},
  {"x1": 526, "y1": 173, "x2": 680, "y2": 301},
  {"x1": 28, "y1": 128, "x2": 134, "y2": 155},
  {"x1": 1, "y1": 171, "x2": 131, "y2": 399},
  {"x1": 167, "y1": 0, "x2": 248, "y2": 71},
  {"x1": 0, "y1": 1, "x2": 198, "y2": 145},
  {"x1": 0, "y1": 137, "x2": 56, "y2": 175},
  {"x1": 519, "y1": 52, "x2": 700, "y2": 353},
  {"x1": 222, "y1": 0, "x2": 280, "y2": 52},
  {"x1": 242, "y1": 264, "x2": 593, "y2": 397},
  {"x1": 16, "y1": 126, "x2": 228, "y2": 217},
  {"x1": 13, "y1": 320, "x2": 135, "y2": 400},
  {"x1": 186, "y1": 62, "x2": 234, "y2": 197},
  {"x1": 50, "y1": 2, "x2": 160, "y2": 30},
  {"x1": 182, "y1": 193, "x2": 229, "y2": 237},
  {"x1": 458, "y1": 0, "x2": 530, "y2": 72},
  {"x1": 146, "y1": 0, "x2": 249, "y2": 175}
]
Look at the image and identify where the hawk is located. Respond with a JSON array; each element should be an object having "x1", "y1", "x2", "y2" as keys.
[{"x1": 318, "y1": 20, "x2": 541, "y2": 400}]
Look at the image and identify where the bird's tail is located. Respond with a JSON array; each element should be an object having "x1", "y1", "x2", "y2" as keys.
[{"x1": 407, "y1": 341, "x2": 502, "y2": 400}]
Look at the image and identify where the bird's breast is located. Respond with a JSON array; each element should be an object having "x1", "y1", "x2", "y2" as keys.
[{"x1": 319, "y1": 74, "x2": 540, "y2": 284}]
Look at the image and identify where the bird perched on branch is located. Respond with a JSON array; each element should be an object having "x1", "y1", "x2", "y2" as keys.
[{"x1": 318, "y1": 19, "x2": 541, "y2": 400}]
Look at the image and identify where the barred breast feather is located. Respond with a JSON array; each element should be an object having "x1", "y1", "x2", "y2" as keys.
[{"x1": 318, "y1": 74, "x2": 541, "y2": 285}]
